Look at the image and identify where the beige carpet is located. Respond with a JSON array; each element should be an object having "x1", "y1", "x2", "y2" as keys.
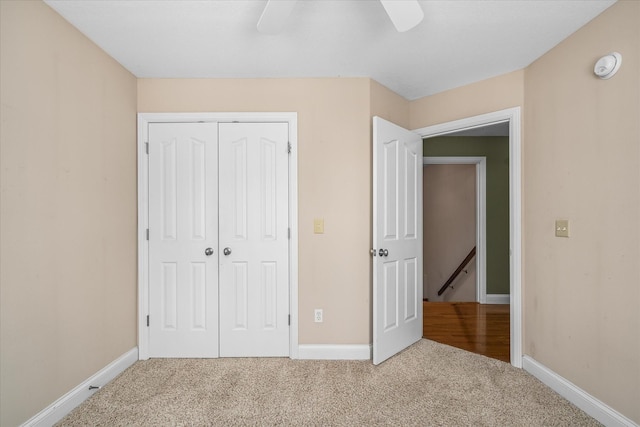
[{"x1": 57, "y1": 339, "x2": 599, "y2": 426}]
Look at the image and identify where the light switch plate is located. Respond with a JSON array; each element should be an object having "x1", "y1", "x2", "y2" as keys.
[
  {"x1": 555, "y1": 219, "x2": 569, "y2": 237},
  {"x1": 313, "y1": 218, "x2": 324, "y2": 234}
]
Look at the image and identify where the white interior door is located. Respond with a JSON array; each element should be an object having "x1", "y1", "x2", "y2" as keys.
[
  {"x1": 148, "y1": 123, "x2": 219, "y2": 357},
  {"x1": 218, "y1": 122, "x2": 290, "y2": 357},
  {"x1": 373, "y1": 116, "x2": 423, "y2": 365}
]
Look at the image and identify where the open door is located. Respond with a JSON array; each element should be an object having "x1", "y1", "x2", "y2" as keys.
[{"x1": 373, "y1": 116, "x2": 423, "y2": 365}]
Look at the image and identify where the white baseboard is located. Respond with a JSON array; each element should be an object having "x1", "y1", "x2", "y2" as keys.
[
  {"x1": 22, "y1": 347, "x2": 138, "y2": 427},
  {"x1": 297, "y1": 344, "x2": 371, "y2": 360},
  {"x1": 523, "y1": 356, "x2": 638, "y2": 427},
  {"x1": 485, "y1": 294, "x2": 510, "y2": 304}
]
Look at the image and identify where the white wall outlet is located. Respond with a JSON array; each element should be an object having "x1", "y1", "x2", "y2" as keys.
[{"x1": 314, "y1": 309, "x2": 323, "y2": 323}]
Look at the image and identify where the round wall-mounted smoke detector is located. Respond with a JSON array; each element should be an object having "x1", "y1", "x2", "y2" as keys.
[{"x1": 594, "y1": 52, "x2": 622, "y2": 79}]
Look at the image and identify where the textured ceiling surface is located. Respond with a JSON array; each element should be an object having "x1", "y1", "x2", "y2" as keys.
[{"x1": 44, "y1": 0, "x2": 616, "y2": 100}]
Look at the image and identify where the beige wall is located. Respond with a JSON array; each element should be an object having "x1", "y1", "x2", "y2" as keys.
[
  {"x1": 423, "y1": 164, "x2": 477, "y2": 302},
  {"x1": 409, "y1": 70, "x2": 525, "y2": 129},
  {"x1": 0, "y1": 2, "x2": 138, "y2": 425},
  {"x1": 524, "y1": 1, "x2": 640, "y2": 422},
  {"x1": 139, "y1": 78, "x2": 374, "y2": 345}
]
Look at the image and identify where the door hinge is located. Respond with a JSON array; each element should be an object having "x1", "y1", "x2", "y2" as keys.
[
  {"x1": 288, "y1": 228, "x2": 290, "y2": 239},
  {"x1": 146, "y1": 315, "x2": 149, "y2": 327},
  {"x1": 146, "y1": 229, "x2": 149, "y2": 240},
  {"x1": 145, "y1": 142, "x2": 149, "y2": 154},
  {"x1": 288, "y1": 314, "x2": 290, "y2": 326},
  {"x1": 287, "y1": 142, "x2": 291, "y2": 154}
]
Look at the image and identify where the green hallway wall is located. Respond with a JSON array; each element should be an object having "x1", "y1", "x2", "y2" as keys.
[{"x1": 424, "y1": 136, "x2": 510, "y2": 295}]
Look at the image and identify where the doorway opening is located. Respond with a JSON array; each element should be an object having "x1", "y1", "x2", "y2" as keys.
[
  {"x1": 413, "y1": 107, "x2": 522, "y2": 367},
  {"x1": 422, "y1": 157, "x2": 487, "y2": 303}
]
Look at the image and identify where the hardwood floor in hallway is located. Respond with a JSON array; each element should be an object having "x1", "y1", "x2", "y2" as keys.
[{"x1": 423, "y1": 301, "x2": 510, "y2": 363}]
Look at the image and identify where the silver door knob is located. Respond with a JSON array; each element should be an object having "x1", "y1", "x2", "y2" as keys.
[
  {"x1": 205, "y1": 248, "x2": 214, "y2": 256},
  {"x1": 223, "y1": 247, "x2": 232, "y2": 256},
  {"x1": 379, "y1": 248, "x2": 389, "y2": 257}
]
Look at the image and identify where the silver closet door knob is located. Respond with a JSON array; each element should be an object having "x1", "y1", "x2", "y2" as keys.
[
  {"x1": 223, "y1": 247, "x2": 232, "y2": 256},
  {"x1": 205, "y1": 248, "x2": 214, "y2": 256}
]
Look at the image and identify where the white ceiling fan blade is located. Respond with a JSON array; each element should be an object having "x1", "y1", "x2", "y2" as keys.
[
  {"x1": 380, "y1": 0, "x2": 424, "y2": 32},
  {"x1": 257, "y1": 0, "x2": 298, "y2": 35}
]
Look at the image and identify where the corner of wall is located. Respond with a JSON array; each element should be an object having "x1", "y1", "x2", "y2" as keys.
[{"x1": 369, "y1": 79, "x2": 411, "y2": 129}]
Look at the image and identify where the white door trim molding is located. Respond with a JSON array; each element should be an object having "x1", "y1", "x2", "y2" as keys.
[
  {"x1": 423, "y1": 157, "x2": 487, "y2": 304},
  {"x1": 137, "y1": 112, "x2": 299, "y2": 360},
  {"x1": 413, "y1": 107, "x2": 522, "y2": 368}
]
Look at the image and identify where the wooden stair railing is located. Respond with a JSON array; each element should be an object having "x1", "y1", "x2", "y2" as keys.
[{"x1": 437, "y1": 246, "x2": 477, "y2": 296}]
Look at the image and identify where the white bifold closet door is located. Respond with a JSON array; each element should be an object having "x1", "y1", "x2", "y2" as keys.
[
  {"x1": 218, "y1": 122, "x2": 290, "y2": 357},
  {"x1": 148, "y1": 123, "x2": 219, "y2": 358},
  {"x1": 147, "y1": 121, "x2": 289, "y2": 358}
]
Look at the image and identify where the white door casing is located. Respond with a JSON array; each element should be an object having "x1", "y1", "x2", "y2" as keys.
[
  {"x1": 218, "y1": 122, "x2": 290, "y2": 357},
  {"x1": 413, "y1": 107, "x2": 522, "y2": 367},
  {"x1": 373, "y1": 116, "x2": 423, "y2": 365},
  {"x1": 148, "y1": 122, "x2": 219, "y2": 357}
]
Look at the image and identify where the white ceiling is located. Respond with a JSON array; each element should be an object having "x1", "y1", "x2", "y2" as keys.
[{"x1": 44, "y1": 0, "x2": 616, "y2": 100}]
